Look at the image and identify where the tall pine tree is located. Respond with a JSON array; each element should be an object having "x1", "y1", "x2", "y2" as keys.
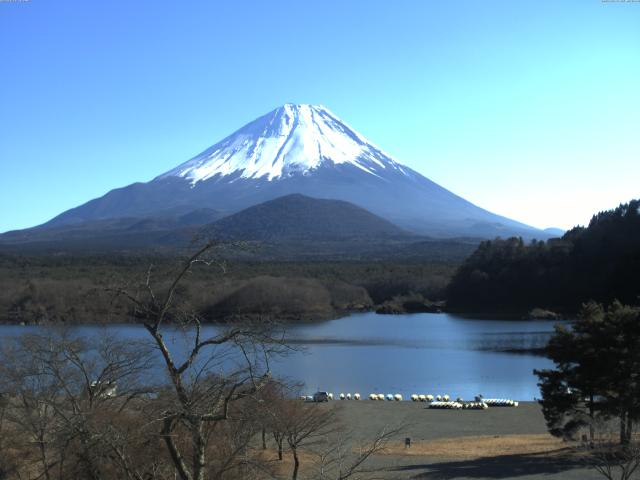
[{"x1": 536, "y1": 301, "x2": 640, "y2": 444}]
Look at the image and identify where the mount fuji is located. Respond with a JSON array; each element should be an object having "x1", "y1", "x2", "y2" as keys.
[{"x1": 10, "y1": 104, "x2": 547, "y2": 244}]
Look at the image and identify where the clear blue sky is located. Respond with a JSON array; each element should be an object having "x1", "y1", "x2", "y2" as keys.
[{"x1": 1, "y1": 0, "x2": 638, "y2": 233}]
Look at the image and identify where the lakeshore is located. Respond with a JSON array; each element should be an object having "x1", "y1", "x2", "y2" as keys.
[{"x1": 293, "y1": 401, "x2": 601, "y2": 479}]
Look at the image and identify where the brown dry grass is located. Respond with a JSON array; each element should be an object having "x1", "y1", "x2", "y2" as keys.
[
  {"x1": 253, "y1": 447, "x2": 319, "y2": 476},
  {"x1": 379, "y1": 434, "x2": 572, "y2": 460}
]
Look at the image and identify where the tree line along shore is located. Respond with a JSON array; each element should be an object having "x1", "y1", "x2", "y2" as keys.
[
  {"x1": 0, "y1": 198, "x2": 638, "y2": 325},
  {"x1": 0, "y1": 256, "x2": 454, "y2": 324}
]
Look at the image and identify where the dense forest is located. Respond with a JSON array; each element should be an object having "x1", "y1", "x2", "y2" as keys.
[
  {"x1": 447, "y1": 199, "x2": 640, "y2": 315},
  {"x1": 0, "y1": 253, "x2": 455, "y2": 324}
]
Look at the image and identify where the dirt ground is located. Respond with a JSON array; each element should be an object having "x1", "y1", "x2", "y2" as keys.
[{"x1": 307, "y1": 400, "x2": 604, "y2": 480}]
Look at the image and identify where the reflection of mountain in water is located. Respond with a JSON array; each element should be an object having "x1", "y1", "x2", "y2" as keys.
[
  {"x1": 475, "y1": 332, "x2": 554, "y2": 354},
  {"x1": 284, "y1": 337, "x2": 427, "y2": 349},
  {"x1": 284, "y1": 331, "x2": 554, "y2": 355}
]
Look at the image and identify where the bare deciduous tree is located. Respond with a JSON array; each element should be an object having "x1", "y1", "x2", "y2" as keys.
[
  {"x1": 592, "y1": 444, "x2": 640, "y2": 480},
  {"x1": 0, "y1": 329, "x2": 158, "y2": 480},
  {"x1": 111, "y1": 242, "x2": 287, "y2": 480},
  {"x1": 274, "y1": 400, "x2": 340, "y2": 480},
  {"x1": 588, "y1": 424, "x2": 640, "y2": 480},
  {"x1": 310, "y1": 425, "x2": 404, "y2": 480}
]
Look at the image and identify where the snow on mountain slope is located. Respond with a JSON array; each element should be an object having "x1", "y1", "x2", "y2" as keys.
[{"x1": 158, "y1": 104, "x2": 409, "y2": 182}]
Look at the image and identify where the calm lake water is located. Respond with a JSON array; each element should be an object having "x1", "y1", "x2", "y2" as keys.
[{"x1": 0, "y1": 312, "x2": 560, "y2": 400}]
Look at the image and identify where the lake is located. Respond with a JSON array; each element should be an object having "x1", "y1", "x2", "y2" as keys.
[{"x1": 0, "y1": 312, "x2": 560, "y2": 400}]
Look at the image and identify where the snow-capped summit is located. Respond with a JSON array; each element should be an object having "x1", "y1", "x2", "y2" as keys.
[{"x1": 159, "y1": 104, "x2": 408, "y2": 183}]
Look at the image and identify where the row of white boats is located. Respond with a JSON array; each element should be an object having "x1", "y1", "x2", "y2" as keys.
[{"x1": 301, "y1": 392, "x2": 519, "y2": 409}]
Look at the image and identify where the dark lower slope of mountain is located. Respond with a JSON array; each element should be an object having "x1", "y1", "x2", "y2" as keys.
[
  {"x1": 0, "y1": 194, "x2": 479, "y2": 261},
  {"x1": 0, "y1": 208, "x2": 223, "y2": 246},
  {"x1": 204, "y1": 194, "x2": 411, "y2": 241},
  {"x1": 41, "y1": 163, "x2": 545, "y2": 240}
]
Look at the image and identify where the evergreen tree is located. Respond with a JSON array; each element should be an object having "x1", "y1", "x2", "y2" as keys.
[
  {"x1": 447, "y1": 199, "x2": 640, "y2": 314},
  {"x1": 535, "y1": 302, "x2": 640, "y2": 444}
]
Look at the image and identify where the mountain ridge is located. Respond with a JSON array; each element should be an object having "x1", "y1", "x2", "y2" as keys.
[
  {"x1": 0, "y1": 194, "x2": 480, "y2": 262},
  {"x1": 10, "y1": 104, "x2": 551, "y2": 240}
]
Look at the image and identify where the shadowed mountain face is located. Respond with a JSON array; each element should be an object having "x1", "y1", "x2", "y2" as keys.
[
  {"x1": 0, "y1": 194, "x2": 480, "y2": 261},
  {"x1": 204, "y1": 194, "x2": 411, "y2": 241},
  {"x1": 31, "y1": 104, "x2": 549, "y2": 240},
  {"x1": 0, "y1": 208, "x2": 222, "y2": 252}
]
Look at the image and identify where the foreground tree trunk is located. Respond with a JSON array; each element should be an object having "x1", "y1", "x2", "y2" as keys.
[
  {"x1": 193, "y1": 421, "x2": 207, "y2": 480},
  {"x1": 589, "y1": 394, "x2": 595, "y2": 443},
  {"x1": 624, "y1": 412, "x2": 633, "y2": 445},
  {"x1": 273, "y1": 432, "x2": 283, "y2": 460},
  {"x1": 36, "y1": 430, "x2": 51, "y2": 480},
  {"x1": 291, "y1": 446, "x2": 300, "y2": 480}
]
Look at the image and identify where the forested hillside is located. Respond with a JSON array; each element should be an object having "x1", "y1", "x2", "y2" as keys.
[
  {"x1": 447, "y1": 199, "x2": 640, "y2": 314},
  {"x1": 0, "y1": 255, "x2": 455, "y2": 324}
]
